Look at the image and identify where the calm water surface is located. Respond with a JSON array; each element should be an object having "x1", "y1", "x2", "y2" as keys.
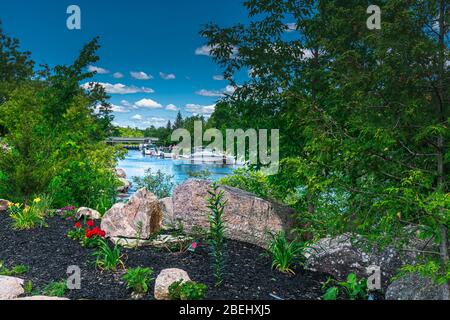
[{"x1": 117, "y1": 150, "x2": 238, "y2": 192}]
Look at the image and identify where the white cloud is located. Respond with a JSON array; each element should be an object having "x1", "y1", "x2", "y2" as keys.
[
  {"x1": 134, "y1": 98, "x2": 163, "y2": 109},
  {"x1": 195, "y1": 45, "x2": 215, "y2": 56},
  {"x1": 159, "y1": 72, "x2": 176, "y2": 80},
  {"x1": 130, "y1": 71, "x2": 153, "y2": 80},
  {"x1": 88, "y1": 65, "x2": 110, "y2": 74},
  {"x1": 195, "y1": 85, "x2": 236, "y2": 97},
  {"x1": 120, "y1": 100, "x2": 133, "y2": 107},
  {"x1": 131, "y1": 114, "x2": 143, "y2": 121},
  {"x1": 81, "y1": 82, "x2": 154, "y2": 94},
  {"x1": 142, "y1": 117, "x2": 168, "y2": 128},
  {"x1": 213, "y1": 75, "x2": 224, "y2": 81},
  {"x1": 113, "y1": 72, "x2": 124, "y2": 79},
  {"x1": 166, "y1": 104, "x2": 178, "y2": 111},
  {"x1": 185, "y1": 103, "x2": 216, "y2": 115},
  {"x1": 110, "y1": 104, "x2": 130, "y2": 113}
]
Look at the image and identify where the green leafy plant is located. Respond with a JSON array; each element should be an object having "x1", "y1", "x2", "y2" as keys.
[
  {"x1": 187, "y1": 169, "x2": 212, "y2": 180},
  {"x1": 41, "y1": 281, "x2": 67, "y2": 297},
  {"x1": 23, "y1": 280, "x2": 33, "y2": 295},
  {"x1": 168, "y1": 280, "x2": 207, "y2": 300},
  {"x1": 133, "y1": 168, "x2": 174, "y2": 199},
  {"x1": 206, "y1": 183, "x2": 227, "y2": 287},
  {"x1": 322, "y1": 273, "x2": 368, "y2": 300},
  {"x1": 8, "y1": 198, "x2": 48, "y2": 230},
  {"x1": 268, "y1": 232, "x2": 304, "y2": 275},
  {"x1": 92, "y1": 239, "x2": 125, "y2": 271},
  {"x1": 0, "y1": 261, "x2": 29, "y2": 276},
  {"x1": 219, "y1": 167, "x2": 271, "y2": 199},
  {"x1": 122, "y1": 267, "x2": 155, "y2": 295}
]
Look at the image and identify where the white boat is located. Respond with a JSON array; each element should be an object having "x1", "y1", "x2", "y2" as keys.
[{"x1": 173, "y1": 148, "x2": 237, "y2": 165}]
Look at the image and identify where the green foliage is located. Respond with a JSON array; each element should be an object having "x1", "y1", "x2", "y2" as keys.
[
  {"x1": 133, "y1": 168, "x2": 174, "y2": 199},
  {"x1": 206, "y1": 183, "x2": 227, "y2": 287},
  {"x1": 168, "y1": 280, "x2": 207, "y2": 300},
  {"x1": 396, "y1": 260, "x2": 450, "y2": 286},
  {"x1": 41, "y1": 281, "x2": 67, "y2": 297},
  {"x1": 187, "y1": 169, "x2": 212, "y2": 180},
  {"x1": 23, "y1": 280, "x2": 33, "y2": 295},
  {"x1": 202, "y1": 0, "x2": 450, "y2": 284},
  {"x1": 0, "y1": 261, "x2": 29, "y2": 276},
  {"x1": 8, "y1": 197, "x2": 49, "y2": 230},
  {"x1": 219, "y1": 167, "x2": 271, "y2": 199},
  {"x1": 92, "y1": 239, "x2": 124, "y2": 272},
  {"x1": 122, "y1": 267, "x2": 155, "y2": 295},
  {"x1": 0, "y1": 32, "x2": 120, "y2": 212},
  {"x1": 268, "y1": 232, "x2": 304, "y2": 275},
  {"x1": 323, "y1": 273, "x2": 368, "y2": 301}
]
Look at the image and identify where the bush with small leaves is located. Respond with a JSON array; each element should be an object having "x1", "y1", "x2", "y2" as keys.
[
  {"x1": 123, "y1": 267, "x2": 155, "y2": 295},
  {"x1": 168, "y1": 280, "x2": 207, "y2": 300}
]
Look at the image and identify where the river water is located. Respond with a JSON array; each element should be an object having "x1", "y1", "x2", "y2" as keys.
[{"x1": 117, "y1": 150, "x2": 238, "y2": 193}]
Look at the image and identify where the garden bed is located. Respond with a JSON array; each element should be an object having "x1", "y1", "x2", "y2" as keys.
[{"x1": 0, "y1": 211, "x2": 329, "y2": 300}]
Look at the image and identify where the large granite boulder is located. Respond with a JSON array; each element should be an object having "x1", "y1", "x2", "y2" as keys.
[
  {"x1": 160, "y1": 197, "x2": 174, "y2": 228},
  {"x1": 101, "y1": 188, "x2": 162, "y2": 240},
  {"x1": 171, "y1": 179, "x2": 295, "y2": 248},
  {"x1": 0, "y1": 199, "x2": 9, "y2": 212},
  {"x1": 386, "y1": 273, "x2": 448, "y2": 300},
  {"x1": 0, "y1": 276, "x2": 24, "y2": 300},
  {"x1": 304, "y1": 232, "x2": 436, "y2": 290},
  {"x1": 154, "y1": 268, "x2": 191, "y2": 300}
]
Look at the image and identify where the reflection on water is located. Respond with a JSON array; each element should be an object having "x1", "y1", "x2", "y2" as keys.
[{"x1": 117, "y1": 150, "x2": 238, "y2": 192}]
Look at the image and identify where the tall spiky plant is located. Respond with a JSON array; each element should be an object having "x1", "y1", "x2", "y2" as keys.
[{"x1": 206, "y1": 183, "x2": 227, "y2": 287}]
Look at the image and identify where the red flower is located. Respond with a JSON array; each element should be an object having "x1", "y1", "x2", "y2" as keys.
[
  {"x1": 85, "y1": 229, "x2": 93, "y2": 239},
  {"x1": 87, "y1": 220, "x2": 94, "y2": 227},
  {"x1": 191, "y1": 242, "x2": 198, "y2": 249},
  {"x1": 74, "y1": 222, "x2": 82, "y2": 229}
]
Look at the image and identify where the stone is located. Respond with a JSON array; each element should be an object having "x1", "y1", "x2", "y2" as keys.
[
  {"x1": 0, "y1": 199, "x2": 9, "y2": 212},
  {"x1": 117, "y1": 178, "x2": 131, "y2": 193},
  {"x1": 154, "y1": 268, "x2": 191, "y2": 300},
  {"x1": 172, "y1": 179, "x2": 295, "y2": 248},
  {"x1": 386, "y1": 273, "x2": 447, "y2": 300},
  {"x1": 115, "y1": 168, "x2": 127, "y2": 179},
  {"x1": 0, "y1": 276, "x2": 24, "y2": 300},
  {"x1": 160, "y1": 197, "x2": 174, "y2": 228},
  {"x1": 77, "y1": 207, "x2": 102, "y2": 220},
  {"x1": 111, "y1": 234, "x2": 192, "y2": 249},
  {"x1": 12, "y1": 296, "x2": 70, "y2": 300},
  {"x1": 304, "y1": 232, "x2": 436, "y2": 290},
  {"x1": 101, "y1": 188, "x2": 162, "y2": 240}
]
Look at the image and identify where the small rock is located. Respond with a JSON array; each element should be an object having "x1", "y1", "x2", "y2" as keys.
[
  {"x1": 117, "y1": 178, "x2": 132, "y2": 193},
  {"x1": 0, "y1": 276, "x2": 24, "y2": 300},
  {"x1": 0, "y1": 199, "x2": 9, "y2": 212},
  {"x1": 154, "y1": 268, "x2": 191, "y2": 300},
  {"x1": 77, "y1": 207, "x2": 102, "y2": 220},
  {"x1": 115, "y1": 168, "x2": 127, "y2": 179},
  {"x1": 386, "y1": 273, "x2": 448, "y2": 300}
]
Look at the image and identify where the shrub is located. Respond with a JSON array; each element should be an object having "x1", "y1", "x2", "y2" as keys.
[
  {"x1": 41, "y1": 281, "x2": 67, "y2": 297},
  {"x1": 206, "y1": 183, "x2": 227, "y2": 287},
  {"x1": 122, "y1": 267, "x2": 155, "y2": 295},
  {"x1": 0, "y1": 261, "x2": 29, "y2": 276},
  {"x1": 268, "y1": 232, "x2": 304, "y2": 275},
  {"x1": 133, "y1": 168, "x2": 174, "y2": 198},
  {"x1": 187, "y1": 169, "x2": 211, "y2": 179},
  {"x1": 219, "y1": 167, "x2": 271, "y2": 198},
  {"x1": 168, "y1": 280, "x2": 207, "y2": 300},
  {"x1": 92, "y1": 239, "x2": 124, "y2": 271},
  {"x1": 322, "y1": 273, "x2": 368, "y2": 300}
]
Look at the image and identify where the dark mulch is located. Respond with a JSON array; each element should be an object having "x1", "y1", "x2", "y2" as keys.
[{"x1": 0, "y1": 211, "x2": 329, "y2": 300}]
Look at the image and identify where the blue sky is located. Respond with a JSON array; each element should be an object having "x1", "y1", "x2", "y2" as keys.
[{"x1": 0, "y1": 0, "x2": 251, "y2": 128}]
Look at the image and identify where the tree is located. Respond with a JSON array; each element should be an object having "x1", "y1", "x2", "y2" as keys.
[{"x1": 202, "y1": 0, "x2": 449, "y2": 294}]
